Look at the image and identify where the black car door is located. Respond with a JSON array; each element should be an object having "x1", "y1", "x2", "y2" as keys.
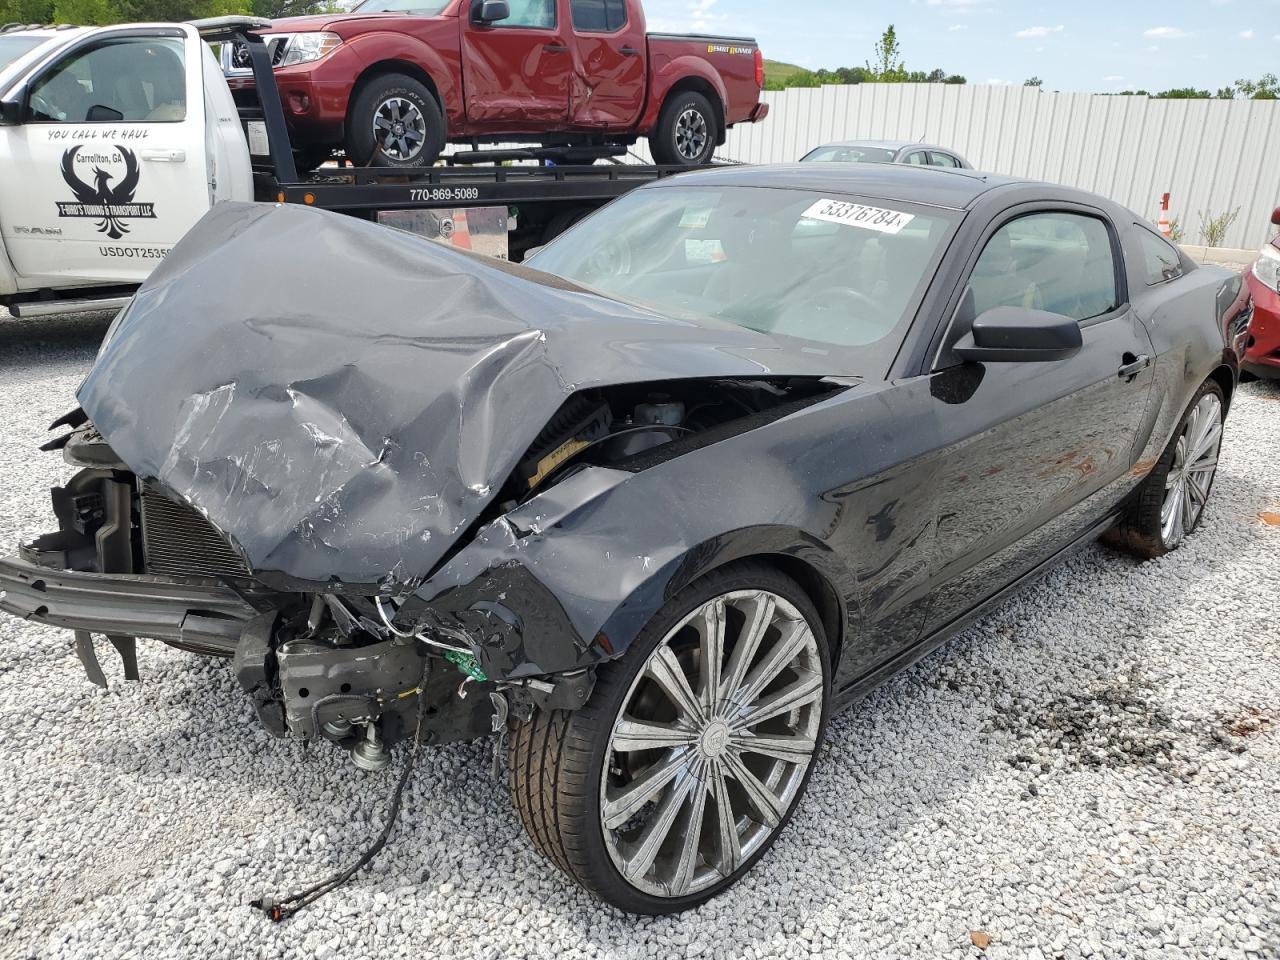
[{"x1": 920, "y1": 205, "x2": 1157, "y2": 634}]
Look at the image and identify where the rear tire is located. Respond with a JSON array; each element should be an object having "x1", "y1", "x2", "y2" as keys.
[
  {"x1": 507, "y1": 561, "x2": 831, "y2": 914},
  {"x1": 1108, "y1": 380, "x2": 1225, "y2": 559},
  {"x1": 345, "y1": 73, "x2": 445, "y2": 168},
  {"x1": 649, "y1": 91, "x2": 719, "y2": 166}
]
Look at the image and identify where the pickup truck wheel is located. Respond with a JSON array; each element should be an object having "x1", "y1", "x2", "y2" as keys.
[
  {"x1": 507, "y1": 561, "x2": 830, "y2": 913},
  {"x1": 650, "y1": 91, "x2": 719, "y2": 166},
  {"x1": 346, "y1": 74, "x2": 445, "y2": 168}
]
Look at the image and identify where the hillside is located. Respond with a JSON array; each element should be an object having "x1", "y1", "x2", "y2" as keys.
[{"x1": 763, "y1": 59, "x2": 806, "y2": 84}]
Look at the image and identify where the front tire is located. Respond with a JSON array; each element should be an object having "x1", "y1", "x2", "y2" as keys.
[
  {"x1": 345, "y1": 73, "x2": 445, "y2": 168},
  {"x1": 649, "y1": 91, "x2": 720, "y2": 166},
  {"x1": 507, "y1": 562, "x2": 830, "y2": 914},
  {"x1": 1109, "y1": 380, "x2": 1225, "y2": 558}
]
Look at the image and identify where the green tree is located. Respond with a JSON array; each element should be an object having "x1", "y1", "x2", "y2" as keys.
[
  {"x1": 1024, "y1": 77, "x2": 1043, "y2": 88},
  {"x1": 866, "y1": 24, "x2": 907, "y2": 82},
  {"x1": 1233, "y1": 73, "x2": 1279, "y2": 99},
  {"x1": 1153, "y1": 87, "x2": 1212, "y2": 99},
  {"x1": 0, "y1": 0, "x2": 55, "y2": 22},
  {"x1": 51, "y1": 0, "x2": 119, "y2": 23}
]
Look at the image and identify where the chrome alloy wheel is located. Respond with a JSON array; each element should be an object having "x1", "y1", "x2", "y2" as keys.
[
  {"x1": 1161, "y1": 392, "x2": 1223, "y2": 547},
  {"x1": 600, "y1": 590, "x2": 824, "y2": 898},
  {"x1": 372, "y1": 96, "x2": 427, "y2": 161},
  {"x1": 674, "y1": 107, "x2": 709, "y2": 161}
]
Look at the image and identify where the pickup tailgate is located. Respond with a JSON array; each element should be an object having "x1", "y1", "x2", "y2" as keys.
[{"x1": 646, "y1": 33, "x2": 765, "y2": 126}]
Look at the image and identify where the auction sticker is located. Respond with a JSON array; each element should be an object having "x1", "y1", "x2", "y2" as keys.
[{"x1": 801, "y1": 199, "x2": 915, "y2": 234}]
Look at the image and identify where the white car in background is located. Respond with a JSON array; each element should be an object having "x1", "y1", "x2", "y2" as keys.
[{"x1": 801, "y1": 138, "x2": 971, "y2": 169}]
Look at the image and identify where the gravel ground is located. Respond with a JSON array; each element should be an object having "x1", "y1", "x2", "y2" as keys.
[{"x1": 1, "y1": 310, "x2": 1278, "y2": 960}]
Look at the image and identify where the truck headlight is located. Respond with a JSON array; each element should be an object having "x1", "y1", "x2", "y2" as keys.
[{"x1": 277, "y1": 32, "x2": 341, "y2": 67}]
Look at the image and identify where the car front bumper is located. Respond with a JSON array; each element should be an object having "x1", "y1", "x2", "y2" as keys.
[{"x1": 0, "y1": 551, "x2": 261, "y2": 656}]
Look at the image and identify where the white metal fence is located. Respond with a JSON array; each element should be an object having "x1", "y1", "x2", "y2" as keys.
[{"x1": 695, "y1": 84, "x2": 1280, "y2": 251}]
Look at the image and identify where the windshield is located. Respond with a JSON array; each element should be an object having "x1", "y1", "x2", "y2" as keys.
[
  {"x1": 351, "y1": 0, "x2": 450, "y2": 11},
  {"x1": 802, "y1": 145, "x2": 898, "y2": 163},
  {"x1": 527, "y1": 185, "x2": 957, "y2": 376},
  {"x1": 0, "y1": 36, "x2": 47, "y2": 73}
]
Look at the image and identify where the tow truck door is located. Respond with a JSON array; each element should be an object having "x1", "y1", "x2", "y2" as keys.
[{"x1": 0, "y1": 25, "x2": 210, "y2": 286}]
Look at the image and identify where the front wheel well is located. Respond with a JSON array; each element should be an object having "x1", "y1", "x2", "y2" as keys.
[
  {"x1": 660, "y1": 78, "x2": 726, "y2": 144},
  {"x1": 349, "y1": 60, "x2": 445, "y2": 120},
  {"x1": 748, "y1": 553, "x2": 846, "y2": 672}
]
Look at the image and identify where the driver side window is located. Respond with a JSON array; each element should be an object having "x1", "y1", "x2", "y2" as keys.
[
  {"x1": 492, "y1": 0, "x2": 557, "y2": 28},
  {"x1": 970, "y1": 212, "x2": 1118, "y2": 323},
  {"x1": 28, "y1": 36, "x2": 186, "y2": 123}
]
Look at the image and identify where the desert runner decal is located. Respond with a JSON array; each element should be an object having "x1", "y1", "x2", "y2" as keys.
[{"x1": 56, "y1": 145, "x2": 156, "y2": 240}]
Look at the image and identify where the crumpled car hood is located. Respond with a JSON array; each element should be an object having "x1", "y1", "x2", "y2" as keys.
[{"x1": 80, "y1": 202, "x2": 845, "y2": 589}]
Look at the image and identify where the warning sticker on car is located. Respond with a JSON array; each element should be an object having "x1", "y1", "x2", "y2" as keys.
[{"x1": 801, "y1": 199, "x2": 915, "y2": 235}]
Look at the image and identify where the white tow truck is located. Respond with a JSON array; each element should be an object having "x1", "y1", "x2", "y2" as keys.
[{"x1": 0, "y1": 17, "x2": 691, "y2": 318}]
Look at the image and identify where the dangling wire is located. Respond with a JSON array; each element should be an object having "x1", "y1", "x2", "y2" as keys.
[
  {"x1": 251, "y1": 663, "x2": 430, "y2": 923},
  {"x1": 374, "y1": 595, "x2": 469, "y2": 655}
]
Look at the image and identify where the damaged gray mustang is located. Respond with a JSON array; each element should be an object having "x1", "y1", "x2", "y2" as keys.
[{"x1": 1, "y1": 164, "x2": 1252, "y2": 913}]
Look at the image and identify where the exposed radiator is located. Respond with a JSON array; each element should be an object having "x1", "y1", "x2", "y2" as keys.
[{"x1": 139, "y1": 483, "x2": 252, "y2": 580}]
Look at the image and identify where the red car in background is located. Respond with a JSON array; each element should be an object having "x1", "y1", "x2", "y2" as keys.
[
  {"x1": 1243, "y1": 207, "x2": 1280, "y2": 379},
  {"x1": 224, "y1": 0, "x2": 768, "y2": 168}
]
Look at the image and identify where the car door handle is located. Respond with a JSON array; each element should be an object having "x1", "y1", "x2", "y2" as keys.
[
  {"x1": 619, "y1": 45, "x2": 640, "y2": 56},
  {"x1": 141, "y1": 149, "x2": 186, "y2": 163},
  {"x1": 543, "y1": 43, "x2": 568, "y2": 53},
  {"x1": 1117, "y1": 354, "x2": 1152, "y2": 380}
]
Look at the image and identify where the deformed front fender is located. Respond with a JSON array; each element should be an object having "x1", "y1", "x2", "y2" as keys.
[{"x1": 404, "y1": 453, "x2": 853, "y2": 683}]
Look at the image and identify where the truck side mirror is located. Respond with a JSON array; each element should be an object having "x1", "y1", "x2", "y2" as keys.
[
  {"x1": 473, "y1": 0, "x2": 510, "y2": 23},
  {"x1": 0, "y1": 99, "x2": 22, "y2": 125}
]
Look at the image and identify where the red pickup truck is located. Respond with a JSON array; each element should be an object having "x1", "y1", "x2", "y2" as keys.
[{"x1": 225, "y1": 0, "x2": 769, "y2": 167}]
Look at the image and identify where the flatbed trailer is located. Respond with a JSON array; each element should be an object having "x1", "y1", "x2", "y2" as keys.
[{"x1": 216, "y1": 17, "x2": 711, "y2": 262}]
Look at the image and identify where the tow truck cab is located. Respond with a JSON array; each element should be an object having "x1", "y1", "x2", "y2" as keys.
[{"x1": 0, "y1": 22, "x2": 252, "y2": 317}]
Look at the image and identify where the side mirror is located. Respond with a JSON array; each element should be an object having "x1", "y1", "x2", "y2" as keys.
[
  {"x1": 954, "y1": 306, "x2": 1083, "y2": 363},
  {"x1": 86, "y1": 104, "x2": 123, "y2": 123},
  {"x1": 0, "y1": 99, "x2": 22, "y2": 125},
  {"x1": 1271, "y1": 206, "x2": 1280, "y2": 227},
  {"x1": 473, "y1": 0, "x2": 510, "y2": 23}
]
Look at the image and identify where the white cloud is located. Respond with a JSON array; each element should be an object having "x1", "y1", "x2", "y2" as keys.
[
  {"x1": 1015, "y1": 25, "x2": 1065, "y2": 39},
  {"x1": 1144, "y1": 26, "x2": 1190, "y2": 39},
  {"x1": 1239, "y1": 29, "x2": 1255, "y2": 40},
  {"x1": 947, "y1": 24, "x2": 968, "y2": 32},
  {"x1": 1104, "y1": 75, "x2": 1125, "y2": 83}
]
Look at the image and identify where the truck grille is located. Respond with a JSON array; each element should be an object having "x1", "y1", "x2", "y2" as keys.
[
  {"x1": 229, "y1": 37, "x2": 289, "y2": 71},
  {"x1": 139, "y1": 483, "x2": 252, "y2": 580}
]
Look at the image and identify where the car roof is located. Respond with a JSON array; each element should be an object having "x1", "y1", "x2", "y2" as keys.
[
  {"x1": 813, "y1": 139, "x2": 967, "y2": 156},
  {"x1": 651, "y1": 162, "x2": 1031, "y2": 212}
]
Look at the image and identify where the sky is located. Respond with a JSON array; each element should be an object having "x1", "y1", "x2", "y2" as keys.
[{"x1": 643, "y1": 0, "x2": 1280, "y2": 93}]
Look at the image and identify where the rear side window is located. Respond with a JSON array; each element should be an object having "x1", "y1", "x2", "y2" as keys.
[
  {"x1": 1137, "y1": 227, "x2": 1183, "y2": 285},
  {"x1": 498, "y1": 0, "x2": 557, "y2": 28},
  {"x1": 27, "y1": 36, "x2": 186, "y2": 123},
  {"x1": 903, "y1": 151, "x2": 928, "y2": 165},
  {"x1": 572, "y1": 0, "x2": 627, "y2": 31},
  {"x1": 970, "y1": 212, "x2": 1119, "y2": 322},
  {"x1": 929, "y1": 153, "x2": 960, "y2": 168}
]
